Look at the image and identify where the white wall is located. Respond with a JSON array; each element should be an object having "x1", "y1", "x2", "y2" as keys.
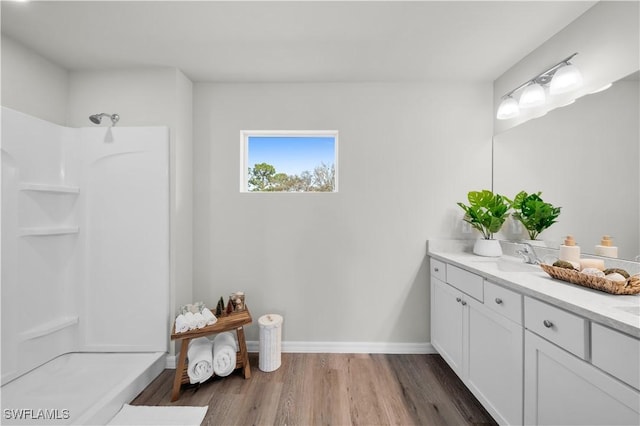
[
  {"x1": 68, "y1": 68, "x2": 180, "y2": 127},
  {"x1": 1, "y1": 35, "x2": 69, "y2": 125},
  {"x1": 173, "y1": 70, "x2": 194, "y2": 330},
  {"x1": 193, "y1": 82, "x2": 492, "y2": 346},
  {"x1": 494, "y1": 1, "x2": 640, "y2": 134},
  {"x1": 68, "y1": 68, "x2": 194, "y2": 355}
]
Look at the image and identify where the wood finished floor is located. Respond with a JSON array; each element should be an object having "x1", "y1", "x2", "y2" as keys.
[{"x1": 132, "y1": 353, "x2": 497, "y2": 426}]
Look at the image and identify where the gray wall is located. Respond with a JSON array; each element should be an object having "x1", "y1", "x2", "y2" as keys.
[
  {"x1": 193, "y1": 82, "x2": 492, "y2": 346},
  {"x1": 1, "y1": 35, "x2": 69, "y2": 125}
]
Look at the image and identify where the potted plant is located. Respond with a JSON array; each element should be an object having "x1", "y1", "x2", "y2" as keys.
[
  {"x1": 511, "y1": 191, "x2": 561, "y2": 245},
  {"x1": 457, "y1": 190, "x2": 512, "y2": 257}
]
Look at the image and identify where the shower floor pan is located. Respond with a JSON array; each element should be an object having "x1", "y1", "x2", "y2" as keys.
[{"x1": 1, "y1": 352, "x2": 165, "y2": 425}]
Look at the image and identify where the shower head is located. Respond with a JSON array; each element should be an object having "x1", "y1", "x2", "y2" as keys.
[{"x1": 89, "y1": 113, "x2": 120, "y2": 126}]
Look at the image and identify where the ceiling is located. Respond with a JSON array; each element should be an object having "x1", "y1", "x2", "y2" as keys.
[{"x1": 1, "y1": 1, "x2": 597, "y2": 83}]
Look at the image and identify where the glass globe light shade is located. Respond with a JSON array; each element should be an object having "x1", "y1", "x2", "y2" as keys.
[
  {"x1": 549, "y1": 64, "x2": 583, "y2": 95},
  {"x1": 519, "y1": 83, "x2": 546, "y2": 108},
  {"x1": 496, "y1": 97, "x2": 520, "y2": 120}
]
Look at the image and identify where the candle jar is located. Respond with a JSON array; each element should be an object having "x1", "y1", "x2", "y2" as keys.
[{"x1": 230, "y1": 291, "x2": 245, "y2": 312}]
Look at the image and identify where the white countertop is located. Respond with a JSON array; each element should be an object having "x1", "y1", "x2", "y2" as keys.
[{"x1": 428, "y1": 248, "x2": 640, "y2": 338}]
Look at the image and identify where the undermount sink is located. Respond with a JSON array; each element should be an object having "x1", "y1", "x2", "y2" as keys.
[
  {"x1": 613, "y1": 306, "x2": 640, "y2": 316},
  {"x1": 470, "y1": 257, "x2": 541, "y2": 273}
]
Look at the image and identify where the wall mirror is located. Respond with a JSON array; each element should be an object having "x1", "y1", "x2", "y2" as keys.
[{"x1": 493, "y1": 71, "x2": 639, "y2": 261}]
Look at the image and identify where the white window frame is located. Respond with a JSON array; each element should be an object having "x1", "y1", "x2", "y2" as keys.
[{"x1": 240, "y1": 130, "x2": 339, "y2": 193}]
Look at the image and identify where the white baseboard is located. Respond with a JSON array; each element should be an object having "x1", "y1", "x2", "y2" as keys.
[
  {"x1": 257, "y1": 341, "x2": 436, "y2": 354},
  {"x1": 165, "y1": 341, "x2": 435, "y2": 369},
  {"x1": 165, "y1": 356, "x2": 176, "y2": 369}
]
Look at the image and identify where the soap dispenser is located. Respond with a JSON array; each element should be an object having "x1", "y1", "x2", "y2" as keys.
[
  {"x1": 559, "y1": 235, "x2": 581, "y2": 265},
  {"x1": 595, "y1": 235, "x2": 618, "y2": 258}
]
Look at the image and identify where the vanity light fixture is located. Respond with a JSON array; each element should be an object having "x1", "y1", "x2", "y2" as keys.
[
  {"x1": 519, "y1": 82, "x2": 546, "y2": 108},
  {"x1": 589, "y1": 83, "x2": 613, "y2": 94},
  {"x1": 549, "y1": 62, "x2": 583, "y2": 95},
  {"x1": 496, "y1": 96, "x2": 519, "y2": 119},
  {"x1": 497, "y1": 52, "x2": 582, "y2": 120}
]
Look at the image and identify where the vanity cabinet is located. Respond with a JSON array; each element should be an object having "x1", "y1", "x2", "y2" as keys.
[
  {"x1": 524, "y1": 330, "x2": 640, "y2": 425},
  {"x1": 430, "y1": 259, "x2": 482, "y2": 377},
  {"x1": 429, "y1": 255, "x2": 640, "y2": 426},
  {"x1": 591, "y1": 323, "x2": 640, "y2": 390},
  {"x1": 523, "y1": 297, "x2": 640, "y2": 425},
  {"x1": 431, "y1": 276, "x2": 465, "y2": 375},
  {"x1": 467, "y1": 296, "x2": 523, "y2": 426},
  {"x1": 430, "y1": 259, "x2": 523, "y2": 425}
]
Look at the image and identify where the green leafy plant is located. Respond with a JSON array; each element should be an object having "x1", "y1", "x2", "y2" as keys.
[
  {"x1": 457, "y1": 190, "x2": 512, "y2": 240},
  {"x1": 511, "y1": 191, "x2": 561, "y2": 241}
]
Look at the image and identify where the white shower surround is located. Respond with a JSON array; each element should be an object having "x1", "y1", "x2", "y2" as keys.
[
  {"x1": 1, "y1": 107, "x2": 170, "y2": 423},
  {"x1": 1, "y1": 352, "x2": 165, "y2": 425}
]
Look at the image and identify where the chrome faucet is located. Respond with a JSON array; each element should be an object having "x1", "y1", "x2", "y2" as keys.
[{"x1": 517, "y1": 242, "x2": 543, "y2": 265}]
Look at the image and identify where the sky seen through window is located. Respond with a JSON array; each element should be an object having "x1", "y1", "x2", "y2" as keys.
[{"x1": 248, "y1": 136, "x2": 335, "y2": 175}]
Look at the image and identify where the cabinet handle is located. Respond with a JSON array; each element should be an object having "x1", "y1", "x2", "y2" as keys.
[
  {"x1": 434, "y1": 267, "x2": 439, "y2": 272},
  {"x1": 495, "y1": 298, "x2": 503, "y2": 305},
  {"x1": 456, "y1": 297, "x2": 461, "y2": 303},
  {"x1": 461, "y1": 300, "x2": 467, "y2": 306},
  {"x1": 543, "y1": 320, "x2": 553, "y2": 328}
]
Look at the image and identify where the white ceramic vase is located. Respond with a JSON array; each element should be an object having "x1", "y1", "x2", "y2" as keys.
[{"x1": 473, "y1": 239, "x2": 502, "y2": 257}]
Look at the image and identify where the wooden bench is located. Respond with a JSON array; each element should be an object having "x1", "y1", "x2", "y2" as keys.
[{"x1": 170, "y1": 308, "x2": 252, "y2": 401}]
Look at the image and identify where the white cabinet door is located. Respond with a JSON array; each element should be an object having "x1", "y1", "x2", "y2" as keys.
[
  {"x1": 431, "y1": 277, "x2": 465, "y2": 376},
  {"x1": 525, "y1": 330, "x2": 640, "y2": 426},
  {"x1": 467, "y1": 299, "x2": 523, "y2": 426}
]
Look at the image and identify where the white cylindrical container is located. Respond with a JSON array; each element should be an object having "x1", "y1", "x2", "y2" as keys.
[
  {"x1": 594, "y1": 235, "x2": 618, "y2": 258},
  {"x1": 559, "y1": 235, "x2": 581, "y2": 263},
  {"x1": 259, "y1": 314, "x2": 283, "y2": 372}
]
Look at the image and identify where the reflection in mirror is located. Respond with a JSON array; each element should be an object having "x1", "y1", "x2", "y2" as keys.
[{"x1": 493, "y1": 71, "x2": 639, "y2": 260}]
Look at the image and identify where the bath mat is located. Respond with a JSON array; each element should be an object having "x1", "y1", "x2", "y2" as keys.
[{"x1": 108, "y1": 404, "x2": 207, "y2": 425}]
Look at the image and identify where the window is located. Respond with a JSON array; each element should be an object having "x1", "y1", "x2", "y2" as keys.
[{"x1": 240, "y1": 130, "x2": 338, "y2": 192}]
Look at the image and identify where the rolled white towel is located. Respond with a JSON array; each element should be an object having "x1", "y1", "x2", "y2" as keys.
[
  {"x1": 174, "y1": 314, "x2": 189, "y2": 333},
  {"x1": 184, "y1": 312, "x2": 197, "y2": 330},
  {"x1": 212, "y1": 332, "x2": 237, "y2": 377},
  {"x1": 193, "y1": 312, "x2": 207, "y2": 329},
  {"x1": 201, "y1": 308, "x2": 217, "y2": 326},
  {"x1": 187, "y1": 337, "x2": 213, "y2": 384}
]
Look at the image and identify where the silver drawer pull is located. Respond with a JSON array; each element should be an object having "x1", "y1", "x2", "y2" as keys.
[
  {"x1": 543, "y1": 320, "x2": 553, "y2": 328},
  {"x1": 434, "y1": 267, "x2": 439, "y2": 272},
  {"x1": 495, "y1": 298, "x2": 503, "y2": 305},
  {"x1": 456, "y1": 297, "x2": 462, "y2": 303},
  {"x1": 461, "y1": 300, "x2": 467, "y2": 306}
]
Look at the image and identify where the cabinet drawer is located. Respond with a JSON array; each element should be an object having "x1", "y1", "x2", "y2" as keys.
[
  {"x1": 592, "y1": 323, "x2": 640, "y2": 390},
  {"x1": 446, "y1": 264, "x2": 483, "y2": 302},
  {"x1": 524, "y1": 297, "x2": 588, "y2": 359},
  {"x1": 430, "y1": 258, "x2": 446, "y2": 282},
  {"x1": 484, "y1": 281, "x2": 522, "y2": 324}
]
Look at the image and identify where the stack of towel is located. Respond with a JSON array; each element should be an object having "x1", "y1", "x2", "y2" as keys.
[
  {"x1": 212, "y1": 332, "x2": 237, "y2": 377},
  {"x1": 187, "y1": 337, "x2": 214, "y2": 384},
  {"x1": 186, "y1": 332, "x2": 238, "y2": 383},
  {"x1": 175, "y1": 307, "x2": 217, "y2": 333}
]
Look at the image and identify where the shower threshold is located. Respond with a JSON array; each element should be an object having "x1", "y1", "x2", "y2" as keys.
[{"x1": 1, "y1": 352, "x2": 165, "y2": 425}]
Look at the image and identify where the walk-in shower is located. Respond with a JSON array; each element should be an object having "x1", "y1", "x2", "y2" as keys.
[
  {"x1": 1, "y1": 107, "x2": 169, "y2": 424},
  {"x1": 89, "y1": 112, "x2": 119, "y2": 125}
]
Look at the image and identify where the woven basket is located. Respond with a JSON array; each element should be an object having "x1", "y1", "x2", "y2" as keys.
[{"x1": 540, "y1": 264, "x2": 640, "y2": 295}]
